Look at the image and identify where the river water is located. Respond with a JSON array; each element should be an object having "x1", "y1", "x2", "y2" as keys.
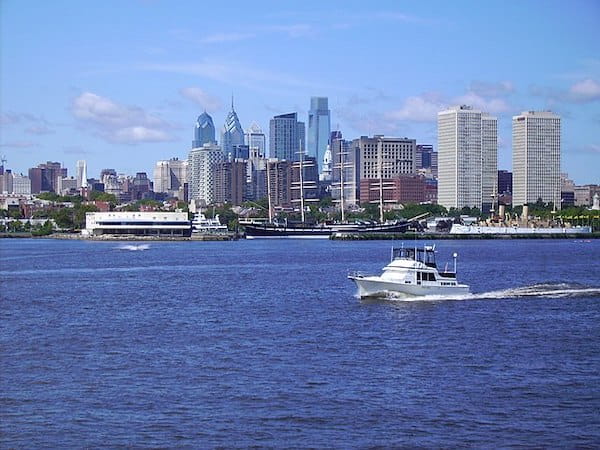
[{"x1": 1, "y1": 238, "x2": 599, "y2": 447}]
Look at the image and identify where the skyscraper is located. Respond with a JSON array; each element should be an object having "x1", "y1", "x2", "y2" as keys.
[
  {"x1": 307, "y1": 97, "x2": 331, "y2": 174},
  {"x1": 153, "y1": 158, "x2": 188, "y2": 199},
  {"x1": 28, "y1": 161, "x2": 67, "y2": 193},
  {"x1": 76, "y1": 160, "x2": 88, "y2": 188},
  {"x1": 220, "y1": 98, "x2": 244, "y2": 158},
  {"x1": 192, "y1": 112, "x2": 216, "y2": 148},
  {"x1": 512, "y1": 111, "x2": 561, "y2": 208},
  {"x1": 245, "y1": 122, "x2": 266, "y2": 156},
  {"x1": 269, "y1": 113, "x2": 305, "y2": 161},
  {"x1": 437, "y1": 105, "x2": 497, "y2": 211},
  {"x1": 188, "y1": 143, "x2": 224, "y2": 205}
]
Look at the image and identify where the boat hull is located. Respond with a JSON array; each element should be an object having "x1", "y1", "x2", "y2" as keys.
[
  {"x1": 244, "y1": 221, "x2": 410, "y2": 239},
  {"x1": 349, "y1": 275, "x2": 470, "y2": 298}
]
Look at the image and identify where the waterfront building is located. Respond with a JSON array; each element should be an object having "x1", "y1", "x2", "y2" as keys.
[
  {"x1": 437, "y1": 105, "x2": 497, "y2": 211},
  {"x1": 76, "y1": 160, "x2": 88, "y2": 188},
  {"x1": 192, "y1": 112, "x2": 216, "y2": 148},
  {"x1": 512, "y1": 111, "x2": 560, "y2": 208},
  {"x1": 153, "y1": 158, "x2": 188, "y2": 199},
  {"x1": 83, "y1": 211, "x2": 191, "y2": 237},
  {"x1": 355, "y1": 135, "x2": 416, "y2": 180},
  {"x1": 28, "y1": 161, "x2": 67, "y2": 193},
  {"x1": 188, "y1": 143, "x2": 224, "y2": 205},
  {"x1": 213, "y1": 160, "x2": 247, "y2": 205},
  {"x1": 244, "y1": 122, "x2": 266, "y2": 156},
  {"x1": 307, "y1": 97, "x2": 331, "y2": 175},
  {"x1": 220, "y1": 99, "x2": 245, "y2": 159},
  {"x1": 269, "y1": 113, "x2": 305, "y2": 161}
]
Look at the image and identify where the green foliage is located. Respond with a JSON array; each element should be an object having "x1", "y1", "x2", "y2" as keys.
[
  {"x1": 89, "y1": 191, "x2": 117, "y2": 203},
  {"x1": 36, "y1": 192, "x2": 82, "y2": 203},
  {"x1": 31, "y1": 220, "x2": 53, "y2": 236},
  {"x1": 74, "y1": 204, "x2": 99, "y2": 229},
  {"x1": 7, "y1": 209, "x2": 23, "y2": 219},
  {"x1": 7, "y1": 220, "x2": 24, "y2": 232},
  {"x1": 448, "y1": 206, "x2": 482, "y2": 218},
  {"x1": 52, "y1": 208, "x2": 74, "y2": 230},
  {"x1": 176, "y1": 201, "x2": 189, "y2": 211}
]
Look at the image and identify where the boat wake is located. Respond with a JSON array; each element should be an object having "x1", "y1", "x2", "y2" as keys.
[
  {"x1": 367, "y1": 283, "x2": 600, "y2": 302},
  {"x1": 117, "y1": 244, "x2": 150, "y2": 251}
]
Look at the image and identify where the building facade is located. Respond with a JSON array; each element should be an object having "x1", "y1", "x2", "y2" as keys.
[
  {"x1": 76, "y1": 160, "x2": 88, "y2": 188},
  {"x1": 245, "y1": 122, "x2": 266, "y2": 157},
  {"x1": 269, "y1": 113, "x2": 305, "y2": 161},
  {"x1": 266, "y1": 159, "x2": 292, "y2": 208},
  {"x1": 330, "y1": 132, "x2": 359, "y2": 207},
  {"x1": 84, "y1": 211, "x2": 191, "y2": 237},
  {"x1": 415, "y1": 144, "x2": 438, "y2": 179},
  {"x1": 188, "y1": 143, "x2": 224, "y2": 205},
  {"x1": 153, "y1": 158, "x2": 188, "y2": 199},
  {"x1": 213, "y1": 160, "x2": 247, "y2": 205},
  {"x1": 512, "y1": 111, "x2": 561, "y2": 207},
  {"x1": 359, "y1": 175, "x2": 427, "y2": 205},
  {"x1": 307, "y1": 97, "x2": 331, "y2": 174},
  {"x1": 437, "y1": 105, "x2": 497, "y2": 211},
  {"x1": 355, "y1": 135, "x2": 416, "y2": 181},
  {"x1": 28, "y1": 161, "x2": 67, "y2": 193}
]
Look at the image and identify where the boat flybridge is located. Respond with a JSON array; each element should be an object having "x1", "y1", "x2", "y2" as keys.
[{"x1": 348, "y1": 245, "x2": 470, "y2": 298}]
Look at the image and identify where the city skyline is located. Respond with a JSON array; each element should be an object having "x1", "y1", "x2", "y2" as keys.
[{"x1": 1, "y1": 1, "x2": 599, "y2": 184}]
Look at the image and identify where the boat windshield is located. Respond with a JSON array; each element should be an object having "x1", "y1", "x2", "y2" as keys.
[{"x1": 393, "y1": 247, "x2": 437, "y2": 267}]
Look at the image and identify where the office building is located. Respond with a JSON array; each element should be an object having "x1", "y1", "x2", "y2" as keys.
[
  {"x1": 307, "y1": 97, "x2": 331, "y2": 174},
  {"x1": 221, "y1": 99, "x2": 245, "y2": 158},
  {"x1": 28, "y1": 161, "x2": 67, "y2": 193},
  {"x1": 188, "y1": 143, "x2": 224, "y2": 205},
  {"x1": 269, "y1": 113, "x2": 305, "y2": 161},
  {"x1": 12, "y1": 174, "x2": 31, "y2": 195},
  {"x1": 266, "y1": 159, "x2": 292, "y2": 208},
  {"x1": 355, "y1": 135, "x2": 416, "y2": 180},
  {"x1": 330, "y1": 131, "x2": 359, "y2": 206},
  {"x1": 360, "y1": 175, "x2": 427, "y2": 205},
  {"x1": 512, "y1": 111, "x2": 560, "y2": 207},
  {"x1": 415, "y1": 144, "x2": 438, "y2": 179},
  {"x1": 76, "y1": 160, "x2": 88, "y2": 188},
  {"x1": 437, "y1": 105, "x2": 497, "y2": 211},
  {"x1": 153, "y1": 158, "x2": 188, "y2": 199},
  {"x1": 192, "y1": 112, "x2": 216, "y2": 148},
  {"x1": 245, "y1": 122, "x2": 266, "y2": 156}
]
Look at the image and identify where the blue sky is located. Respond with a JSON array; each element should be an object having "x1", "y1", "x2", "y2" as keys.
[{"x1": 1, "y1": 0, "x2": 599, "y2": 184}]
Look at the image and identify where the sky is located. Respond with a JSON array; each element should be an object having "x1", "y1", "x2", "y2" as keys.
[{"x1": 1, "y1": 0, "x2": 599, "y2": 184}]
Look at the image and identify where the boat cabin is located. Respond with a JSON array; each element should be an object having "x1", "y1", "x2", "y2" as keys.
[{"x1": 392, "y1": 246, "x2": 437, "y2": 268}]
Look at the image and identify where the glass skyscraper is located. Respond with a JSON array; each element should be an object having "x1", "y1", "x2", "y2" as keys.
[
  {"x1": 269, "y1": 113, "x2": 305, "y2": 161},
  {"x1": 307, "y1": 97, "x2": 331, "y2": 174},
  {"x1": 192, "y1": 112, "x2": 216, "y2": 148},
  {"x1": 221, "y1": 99, "x2": 244, "y2": 159}
]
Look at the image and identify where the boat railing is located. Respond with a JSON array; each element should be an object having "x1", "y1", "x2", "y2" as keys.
[{"x1": 348, "y1": 270, "x2": 371, "y2": 279}]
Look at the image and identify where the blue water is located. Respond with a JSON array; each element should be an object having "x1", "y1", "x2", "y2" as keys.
[{"x1": 1, "y1": 238, "x2": 599, "y2": 447}]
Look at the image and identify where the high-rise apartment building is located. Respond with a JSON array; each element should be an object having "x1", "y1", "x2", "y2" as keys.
[
  {"x1": 214, "y1": 160, "x2": 247, "y2": 205},
  {"x1": 192, "y1": 112, "x2": 216, "y2": 148},
  {"x1": 437, "y1": 105, "x2": 497, "y2": 211},
  {"x1": 307, "y1": 97, "x2": 331, "y2": 174},
  {"x1": 266, "y1": 159, "x2": 293, "y2": 208},
  {"x1": 188, "y1": 143, "x2": 224, "y2": 205},
  {"x1": 221, "y1": 100, "x2": 244, "y2": 158},
  {"x1": 512, "y1": 111, "x2": 561, "y2": 208},
  {"x1": 245, "y1": 122, "x2": 266, "y2": 156},
  {"x1": 269, "y1": 113, "x2": 305, "y2": 161}
]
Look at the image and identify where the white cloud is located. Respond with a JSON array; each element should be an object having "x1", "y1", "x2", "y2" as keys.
[
  {"x1": 454, "y1": 92, "x2": 510, "y2": 114},
  {"x1": 470, "y1": 80, "x2": 514, "y2": 97},
  {"x1": 385, "y1": 95, "x2": 443, "y2": 122},
  {"x1": 71, "y1": 92, "x2": 173, "y2": 143},
  {"x1": 179, "y1": 87, "x2": 222, "y2": 112},
  {"x1": 200, "y1": 32, "x2": 256, "y2": 43},
  {"x1": 568, "y1": 79, "x2": 600, "y2": 102}
]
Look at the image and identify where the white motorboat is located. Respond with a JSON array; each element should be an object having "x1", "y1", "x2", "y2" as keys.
[
  {"x1": 348, "y1": 245, "x2": 470, "y2": 298},
  {"x1": 191, "y1": 213, "x2": 228, "y2": 234}
]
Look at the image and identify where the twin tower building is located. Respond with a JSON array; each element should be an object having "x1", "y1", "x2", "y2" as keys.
[{"x1": 438, "y1": 106, "x2": 561, "y2": 212}]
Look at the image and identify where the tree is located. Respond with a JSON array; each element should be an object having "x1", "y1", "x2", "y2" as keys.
[
  {"x1": 74, "y1": 204, "x2": 99, "y2": 229},
  {"x1": 52, "y1": 208, "x2": 74, "y2": 230}
]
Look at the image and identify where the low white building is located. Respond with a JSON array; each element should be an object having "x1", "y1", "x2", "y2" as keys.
[{"x1": 83, "y1": 211, "x2": 191, "y2": 237}]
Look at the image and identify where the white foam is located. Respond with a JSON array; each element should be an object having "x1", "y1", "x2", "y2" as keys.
[{"x1": 117, "y1": 244, "x2": 150, "y2": 251}]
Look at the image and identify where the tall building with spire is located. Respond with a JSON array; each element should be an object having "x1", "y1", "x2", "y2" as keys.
[
  {"x1": 193, "y1": 112, "x2": 216, "y2": 148},
  {"x1": 307, "y1": 97, "x2": 331, "y2": 174},
  {"x1": 221, "y1": 97, "x2": 244, "y2": 159}
]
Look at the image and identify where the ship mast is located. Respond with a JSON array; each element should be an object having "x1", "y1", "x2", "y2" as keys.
[
  {"x1": 378, "y1": 138, "x2": 384, "y2": 223},
  {"x1": 291, "y1": 140, "x2": 317, "y2": 223},
  {"x1": 266, "y1": 159, "x2": 273, "y2": 222}
]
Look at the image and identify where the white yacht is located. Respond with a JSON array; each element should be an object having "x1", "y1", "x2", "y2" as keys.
[
  {"x1": 191, "y1": 213, "x2": 228, "y2": 234},
  {"x1": 348, "y1": 245, "x2": 470, "y2": 298}
]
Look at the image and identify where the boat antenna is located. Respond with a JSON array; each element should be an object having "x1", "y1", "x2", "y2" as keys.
[{"x1": 453, "y1": 252, "x2": 458, "y2": 273}]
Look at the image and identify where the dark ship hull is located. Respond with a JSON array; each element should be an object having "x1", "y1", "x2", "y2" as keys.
[{"x1": 244, "y1": 220, "x2": 411, "y2": 239}]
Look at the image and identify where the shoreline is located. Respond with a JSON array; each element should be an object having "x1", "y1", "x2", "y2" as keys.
[{"x1": 1, "y1": 232, "x2": 598, "y2": 241}]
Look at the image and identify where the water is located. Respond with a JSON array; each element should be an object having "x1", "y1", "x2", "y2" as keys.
[{"x1": 1, "y1": 238, "x2": 599, "y2": 447}]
